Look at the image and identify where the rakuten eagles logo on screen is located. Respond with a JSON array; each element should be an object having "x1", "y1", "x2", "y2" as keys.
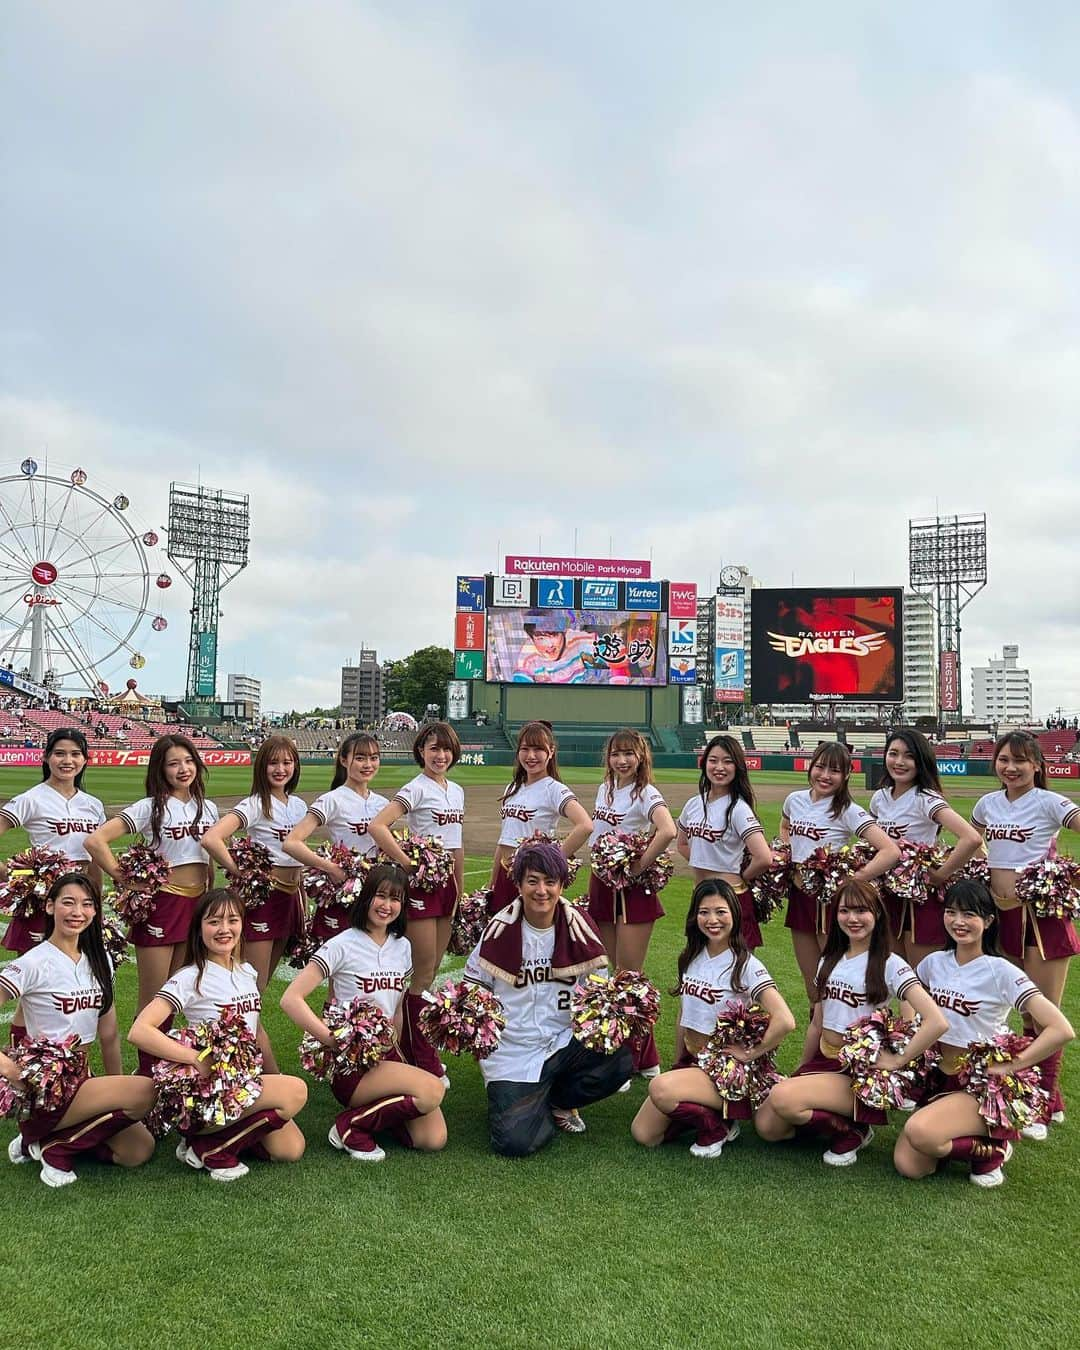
[{"x1": 767, "y1": 630, "x2": 888, "y2": 657}]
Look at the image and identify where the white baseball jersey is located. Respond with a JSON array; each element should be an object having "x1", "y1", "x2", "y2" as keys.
[
  {"x1": 311, "y1": 929, "x2": 413, "y2": 1021},
  {"x1": 816, "y1": 951, "x2": 919, "y2": 1035},
  {"x1": 677, "y1": 793, "x2": 765, "y2": 873},
  {"x1": 120, "y1": 795, "x2": 220, "y2": 867},
  {"x1": 916, "y1": 950, "x2": 1038, "y2": 1047},
  {"x1": 869, "y1": 786, "x2": 948, "y2": 846},
  {"x1": 497, "y1": 777, "x2": 576, "y2": 846},
  {"x1": 0, "y1": 940, "x2": 109, "y2": 1045},
  {"x1": 0, "y1": 782, "x2": 106, "y2": 862},
  {"x1": 308, "y1": 785, "x2": 390, "y2": 856},
  {"x1": 393, "y1": 774, "x2": 464, "y2": 849},
  {"x1": 677, "y1": 948, "x2": 776, "y2": 1036},
  {"x1": 463, "y1": 923, "x2": 579, "y2": 1084},
  {"x1": 589, "y1": 782, "x2": 666, "y2": 846},
  {"x1": 783, "y1": 790, "x2": 875, "y2": 864},
  {"x1": 231, "y1": 794, "x2": 308, "y2": 867},
  {"x1": 971, "y1": 787, "x2": 1080, "y2": 871},
  {"x1": 159, "y1": 960, "x2": 263, "y2": 1037}
]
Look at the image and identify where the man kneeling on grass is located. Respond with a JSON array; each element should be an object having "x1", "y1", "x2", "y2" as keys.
[{"x1": 464, "y1": 841, "x2": 632, "y2": 1157}]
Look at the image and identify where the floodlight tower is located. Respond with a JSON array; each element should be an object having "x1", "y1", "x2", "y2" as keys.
[
  {"x1": 908, "y1": 514, "x2": 987, "y2": 723},
  {"x1": 166, "y1": 483, "x2": 250, "y2": 702}
]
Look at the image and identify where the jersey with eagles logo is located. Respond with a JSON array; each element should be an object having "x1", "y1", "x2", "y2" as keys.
[
  {"x1": 916, "y1": 950, "x2": 1037, "y2": 1046},
  {"x1": 0, "y1": 940, "x2": 109, "y2": 1044},
  {"x1": 393, "y1": 774, "x2": 464, "y2": 849},
  {"x1": 312, "y1": 928, "x2": 412, "y2": 1020},
  {"x1": 971, "y1": 787, "x2": 1080, "y2": 870},
  {"x1": 160, "y1": 960, "x2": 262, "y2": 1037}
]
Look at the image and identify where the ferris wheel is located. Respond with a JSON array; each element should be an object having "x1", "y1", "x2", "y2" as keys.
[{"x1": 0, "y1": 459, "x2": 173, "y2": 694}]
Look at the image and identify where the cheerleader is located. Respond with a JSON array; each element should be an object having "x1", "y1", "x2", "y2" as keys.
[
  {"x1": 970, "y1": 730, "x2": 1080, "y2": 1137},
  {"x1": 869, "y1": 729, "x2": 982, "y2": 966},
  {"x1": 86, "y1": 735, "x2": 218, "y2": 1020},
  {"x1": 487, "y1": 721, "x2": 593, "y2": 915},
  {"x1": 0, "y1": 727, "x2": 106, "y2": 954},
  {"x1": 201, "y1": 735, "x2": 307, "y2": 998},
  {"x1": 585, "y1": 729, "x2": 676, "y2": 1078},
  {"x1": 129, "y1": 889, "x2": 306, "y2": 1182},
  {"x1": 282, "y1": 731, "x2": 389, "y2": 944},
  {"x1": 782, "y1": 742, "x2": 900, "y2": 1013},
  {"x1": 463, "y1": 841, "x2": 631, "y2": 1157},
  {"x1": 369, "y1": 722, "x2": 464, "y2": 1082},
  {"x1": 895, "y1": 880, "x2": 1074, "y2": 1188},
  {"x1": 0, "y1": 873, "x2": 155, "y2": 1187},
  {"x1": 280, "y1": 863, "x2": 447, "y2": 1161},
  {"x1": 675, "y1": 735, "x2": 776, "y2": 951},
  {"x1": 630, "y1": 879, "x2": 795, "y2": 1157},
  {"x1": 756, "y1": 879, "x2": 947, "y2": 1165}
]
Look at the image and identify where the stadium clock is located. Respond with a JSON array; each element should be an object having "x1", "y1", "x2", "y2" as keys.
[{"x1": 719, "y1": 566, "x2": 743, "y2": 588}]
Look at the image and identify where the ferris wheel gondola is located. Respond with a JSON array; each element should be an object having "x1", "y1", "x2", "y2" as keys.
[{"x1": 0, "y1": 462, "x2": 171, "y2": 693}]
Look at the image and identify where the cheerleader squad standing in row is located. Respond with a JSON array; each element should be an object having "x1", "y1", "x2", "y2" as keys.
[{"x1": 0, "y1": 722, "x2": 1074, "y2": 1188}]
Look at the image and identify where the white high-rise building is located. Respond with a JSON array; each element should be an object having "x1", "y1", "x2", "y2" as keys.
[
  {"x1": 901, "y1": 592, "x2": 937, "y2": 721},
  {"x1": 971, "y1": 645, "x2": 1032, "y2": 724},
  {"x1": 226, "y1": 673, "x2": 261, "y2": 718}
]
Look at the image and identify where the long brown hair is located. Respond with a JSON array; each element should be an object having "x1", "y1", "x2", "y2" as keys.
[
  {"x1": 602, "y1": 728, "x2": 653, "y2": 805},
  {"x1": 808, "y1": 741, "x2": 854, "y2": 819},
  {"x1": 815, "y1": 879, "x2": 890, "y2": 1007},
  {"x1": 993, "y1": 731, "x2": 1047, "y2": 789},
  {"x1": 43, "y1": 872, "x2": 113, "y2": 1016},
  {"x1": 252, "y1": 734, "x2": 301, "y2": 818},
  {"x1": 183, "y1": 888, "x2": 246, "y2": 994},
  {"x1": 145, "y1": 734, "x2": 209, "y2": 846},
  {"x1": 673, "y1": 879, "x2": 750, "y2": 994},
  {"x1": 697, "y1": 734, "x2": 756, "y2": 831},
  {"x1": 330, "y1": 731, "x2": 380, "y2": 790},
  {"x1": 503, "y1": 722, "x2": 562, "y2": 801}
]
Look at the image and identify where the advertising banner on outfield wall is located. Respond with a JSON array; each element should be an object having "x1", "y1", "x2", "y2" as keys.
[
  {"x1": 1046, "y1": 762, "x2": 1080, "y2": 778},
  {"x1": 456, "y1": 576, "x2": 486, "y2": 612},
  {"x1": 668, "y1": 582, "x2": 698, "y2": 619},
  {"x1": 454, "y1": 650, "x2": 484, "y2": 680},
  {"x1": 0, "y1": 747, "x2": 258, "y2": 769},
  {"x1": 939, "y1": 650, "x2": 958, "y2": 712},
  {"x1": 454, "y1": 612, "x2": 486, "y2": 651},
  {"x1": 714, "y1": 595, "x2": 746, "y2": 704}
]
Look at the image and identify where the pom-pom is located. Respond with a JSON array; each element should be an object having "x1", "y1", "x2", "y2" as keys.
[
  {"x1": 956, "y1": 1033, "x2": 1049, "y2": 1133},
  {"x1": 696, "y1": 1000, "x2": 783, "y2": 1107},
  {"x1": 937, "y1": 848, "x2": 989, "y2": 887},
  {"x1": 570, "y1": 969, "x2": 661, "y2": 1054},
  {"x1": 838, "y1": 1008, "x2": 925, "y2": 1111},
  {"x1": 590, "y1": 832, "x2": 673, "y2": 895},
  {"x1": 285, "y1": 931, "x2": 320, "y2": 971},
  {"x1": 0, "y1": 1074, "x2": 25, "y2": 1120},
  {"x1": 881, "y1": 841, "x2": 938, "y2": 906},
  {"x1": 1016, "y1": 855, "x2": 1080, "y2": 922},
  {"x1": 303, "y1": 842, "x2": 370, "y2": 912},
  {"x1": 418, "y1": 980, "x2": 506, "y2": 1060},
  {"x1": 299, "y1": 998, "x2": 396, "y2": 1081},
  {"x1": 508, "y1": 831, "x2": 582, "y2": 886},
  {"x1": 748, "y1": 839, "x2": 790, "y2": 923},
  {"x1": 229, "y1": 837, "x2": 275, "y2": 910},
  {"x1": 113, "y1": 844, "x2": 171, "y2": 926},
  {"x1": 798, "y1": 841, "x2": 875, "y2": 901},
  {"x1": 0, "y1": 846, "x2": 71, "y2": 919},
  {"x1": 448, "y1": 888, "x2": 492, "y2": 956},
  {"x1": 6, "y1": 1033, "x2": 88, "y2": 1117},
  {"x1": 151, "y1": 1005, "x2": 264, "y2": 1132},
  {"x1": 100, "y1": 906, "x2": 131, "y2": 969},
  {"x1": 390, "y1": 829, "x2": 454, "y2": 894}
]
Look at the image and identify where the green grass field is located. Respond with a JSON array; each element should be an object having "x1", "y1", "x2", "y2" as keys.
[{"x1": 1, "y1": 767, "x2": 1078, "y2": 1350}]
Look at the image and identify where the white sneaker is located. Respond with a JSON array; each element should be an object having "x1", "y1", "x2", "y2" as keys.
[
  {"x1": 617, "y1": 1079, "x2": 633, "y2": 1094},
  {"x1": 440, "y1": 1075, "x2": 451, "y2": 1090},
  {"x1": 328, "y1": 1123, "x2": 385, "y2": 1162},
  {"x1": 7, "y1": 1135, "x2": 28, "y2": 1165},
  {"x1": 823, "y1": 1125, "x2": 874, "y2": 1167},
  {"x1": 898, "y1": 1097, "x2": 919, "y2": 1111},
  {"x1": 689, "y1": 1122, "x2": 740, "y2": 1159},
  {"x1": 207, "y1": 1162, "x2": 249, "y2": 1183},
  {"x1": 1051, "y1": 1111, "x2": 1065, "y2": 1125},
  {"x1": 970, "y1": 1144, "x2": 1012, "y2": 1189},
  {"x1": 639, "y1": 1065, "x2": 661, "y2": 1079},
  {"x1": 179, "y1": 1142, "x2": 203, "y2": 1170},
  {"x1": 552, "y1": 1108, "x2": 586, "y2": 1134},
  {"x1": 27, "y1": 1142, "x2": 77, "y2": 1189},
  {"x1": 1021, "y1": 1121, "x2": 1048, "y2": 1142}
]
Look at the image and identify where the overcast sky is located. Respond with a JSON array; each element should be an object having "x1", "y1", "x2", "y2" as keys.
[{"x1": 3, "y1": 3, "x2": 1078, "y2": 715}]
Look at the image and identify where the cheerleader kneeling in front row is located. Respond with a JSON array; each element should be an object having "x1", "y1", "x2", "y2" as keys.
[
  {"x1": 129, "y1": 889, "x2": 307, "y2": 1182},
  {"x1": 895, "y1": 880, "x2": 1074, "y2": 1188},
  {"x1": 280, "y1": 864, "x2": 447, "y2": 1162},
  {"x1": 756, "y1": 879, "x2": 947, "y2": 1166},
  {"x1": 0, "y1": 873, "x2": 155, "y2": 1188},
  {"x1": 631, "y1": 879, "x2": 795, "y2": 1157}
]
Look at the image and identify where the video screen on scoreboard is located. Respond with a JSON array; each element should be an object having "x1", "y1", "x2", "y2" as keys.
[
  {"x1": 750, "y1": 589, "x2": 903, "y2": 702},
  {"x1": 486, "y1": 608, "x2": 668, "y2": 685}
]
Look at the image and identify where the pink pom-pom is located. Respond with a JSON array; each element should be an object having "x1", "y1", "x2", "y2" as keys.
[
  {"x1": 299, "y1": 998, "x2": 396, "y2": 1080},
  {"x1": 100, "y1": 907, "x2": 131, "y2": 969},
  {"x1": 747, "y1": 838, "x2": 790, "y2": 923},
  {"x1": 229, "y1": 837, "x2": 275, "y2": 910},
  {"x1": 590, "y1": 832, "x2": 673, "y2": 895},
  {"x1": 881, "y1": 841, "x2": 938, "y2": 906},
  {"x1": 112, "y1": 843, "x2": 171, "y2": 925},
  {"x1": 798, "y1": 841, "x2": 875, "y2": 902},
  {"x1": 6, "y1": 1033, "x2": 88, "y2": 1117},
  {"x1": 956, "y1": 1033, "x2": 1049, "y2": 1133},
  {"x1": 389, "y1": 829, "x2": 454, "y2": 894},
  {"x1": 696, "y1": 999, "x2": 783, "y2": 1107},
  {"x1": 570, "y1": 969, "x2": 661, "y2": 1054},
  {"x1": 151, "y1": 1005, "x2": 263, "y2": 1132},
  {"x1": 1016, "y1": 855, "x2": 1080, "y2": 922},
  {"x1": 0, "y1": 847, "x2": 71, "y2": 919},
  {"x1": 303, "y1": 842, "x2": 370, "y2": 914},
  {"x1": 418, "y1": 980, "x2": 506, "y2": 1060},
  {"x1": 838, "y1": 1008, "x2": 925, "y2": 1111},
  {"x1": 448, "y1": 888, "x2": 492, "y2": 956}
]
